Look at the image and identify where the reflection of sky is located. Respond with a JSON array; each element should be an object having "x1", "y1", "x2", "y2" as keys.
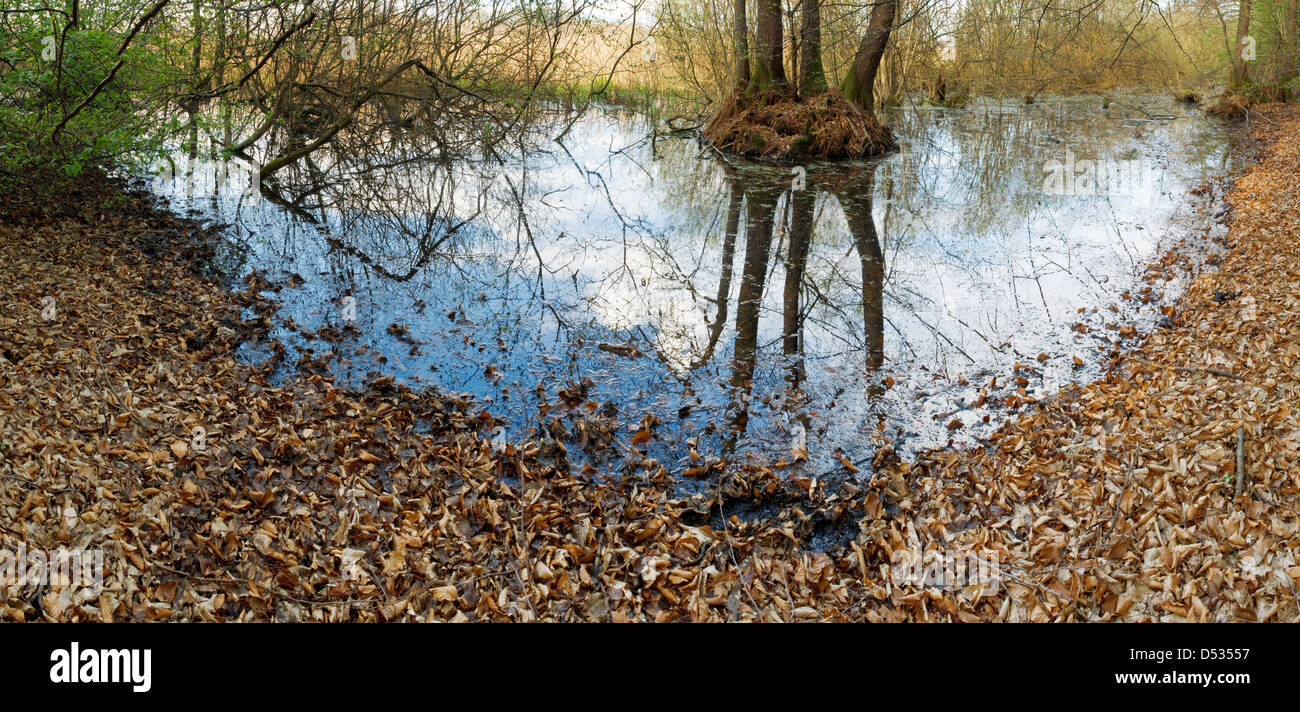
[{"x1": 150, "y1": 94, "x2": 1228, "y2": 475}]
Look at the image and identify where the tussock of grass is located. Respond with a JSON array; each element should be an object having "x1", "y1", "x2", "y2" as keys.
[
  {"x1": 1208, "y1": 91, "x2": 1250, "y2": 121},
  {"x1": 703, "y1": 89, "x2": 897, "y2": 160}
]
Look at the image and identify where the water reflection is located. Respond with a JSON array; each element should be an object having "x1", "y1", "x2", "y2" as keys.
[
  {"x1": 150, "y1": 95, "x2": 1229, "y2": 479},
  {"x1": 718, "y1": 162, "x2": 888, "y2": 455}
]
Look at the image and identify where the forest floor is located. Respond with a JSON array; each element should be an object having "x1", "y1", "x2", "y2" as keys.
[{"x1": 4, "y1": 105, "x2": 1300, "y2": 621}]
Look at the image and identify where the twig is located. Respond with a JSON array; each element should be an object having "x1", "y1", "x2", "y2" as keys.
[
  {"x1": 1235, "y1": 426, "x2": 1246, "y2": 498},
  {"x1": 0, "y1": 473, "x2": 76, "y2": 494},
  {"x1": 280, "y1": 595, "x2": 378, "y2": 607},
  {"x1": 777, "y1": 564, "x2": 796, "y2": 623},
  {"x1": 1110, "y1": 454, "x2": 1136, "y2": 533},
  {"x1": 1130, "y1": 358, "x2": 1244, "y2": 380},
  {"x1": 718, "y1": 508, "x2": 761, "y2": 620}
]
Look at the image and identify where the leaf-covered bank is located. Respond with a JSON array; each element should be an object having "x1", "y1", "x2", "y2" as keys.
[{"x1": 4, "y1": 105, "x2": 1300, "y2": 621}]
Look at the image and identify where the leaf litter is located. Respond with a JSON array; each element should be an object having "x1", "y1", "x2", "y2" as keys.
[{"x1": 3, "y1": 105, "x2": 1300, "y2": 621}]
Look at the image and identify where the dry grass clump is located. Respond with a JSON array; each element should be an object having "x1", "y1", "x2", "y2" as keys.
[
  {"x1": 1208, "y1": 91, "x2": 1250, "y2": 121},
  {"x1": 703, "y1": 89, "x2": 897, "y2": 160}
]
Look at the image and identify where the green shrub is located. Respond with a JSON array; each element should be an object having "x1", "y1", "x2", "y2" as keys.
[{"x1": 0, "y1": 15, "x2": 178, "y2": 184}]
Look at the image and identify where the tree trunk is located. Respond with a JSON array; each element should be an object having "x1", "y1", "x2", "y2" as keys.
[
  {"x1": 1231, "y1": 0, "x2": 1252, "y2": 89},
  {"x1": 216, "y1": 3, "x2": 231, "y2": 153},
  {"x1": 187, "y1": 0, "x2": 202, "y2": 159},
  {"x1": 750, "y1": 0, "x2": 786, "y2": 91},
  {"x1": 841, "y1": 0, "x2": 897, "y2": 114},
  {"x1": 734, "y1": 0, "x2": 750, "y2": 89},
  {"x1": 799, "y1": 0, "x2": 826, "y2": 95},
  {"x1": 1285, "y1": 0, "x2": 1298, "y2": 91},
  {"x1": 887, "y1": 48, "x2": 902, "y2": 102}
]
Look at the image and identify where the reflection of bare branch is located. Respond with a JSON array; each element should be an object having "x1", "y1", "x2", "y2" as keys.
[
  {"x1": 690, "y1": 175, "x2": 744, "y2": 369},
  {"x1": 260, "y1": 58, "x2": 421, "y2": 180}
]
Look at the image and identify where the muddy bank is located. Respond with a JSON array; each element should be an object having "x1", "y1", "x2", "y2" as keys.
[{"x1": 2, "y1": 104, "x2": 1297, "y2": 621}]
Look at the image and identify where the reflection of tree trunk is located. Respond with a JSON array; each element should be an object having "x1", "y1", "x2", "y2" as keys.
[
  {"x1": 836, "y1": 170, "x2": 884, "y2": 374},
  {"x1": 731, "y1": 181, "x2": 780, "y2": 390},
  {"x1": 782, "y1": 188, "x2": 815, "y2": 387},
  {"x1": 734, "y1": 0, "x2": 750, "y2": 89},
  {"x1": 724, "y1": 178, "x2": 780, "y2": 441},
  {"x1": 799, "y1": 0, "x2": 827, "y2": 95},
  {"x1": 693, "y1": 174, "x2": 744, "y2": 368},
  {"x1": 841, "y1": 0, "x2": 897, "y2": 115}
]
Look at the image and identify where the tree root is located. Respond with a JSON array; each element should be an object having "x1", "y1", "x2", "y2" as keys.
[{"x1": 702, "y1": 89, "x2": 897, "y2": 160}]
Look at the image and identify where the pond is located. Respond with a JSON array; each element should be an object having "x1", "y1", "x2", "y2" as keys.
[{"x1": 149, "y1": 94, "x2": 1231, "y2": 484}]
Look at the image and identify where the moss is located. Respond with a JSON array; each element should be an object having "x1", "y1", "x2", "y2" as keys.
[
  {"x1": 801, "y1": 62, "x2": 828, "y2": 97},
  {"x1": 839, "y1": 71, "x2": 864, "y2": 109}
]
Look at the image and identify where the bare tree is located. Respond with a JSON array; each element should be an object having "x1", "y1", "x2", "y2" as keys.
[
  {"x1": 735, "y1": 0, "x2": 750, "y2": 88},
  {"x1": 1230, "y1": 0, "x2": 1252, "y2": 88}
]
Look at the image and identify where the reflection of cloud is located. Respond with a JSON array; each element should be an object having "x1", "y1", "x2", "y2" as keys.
[{"x1": 150, "y1": 97, "x2": 1228, "y2": 461}]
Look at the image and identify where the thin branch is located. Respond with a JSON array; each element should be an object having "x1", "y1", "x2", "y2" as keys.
[{"x1": 48, "y1": 0, "x2": 170, "y2": 143}]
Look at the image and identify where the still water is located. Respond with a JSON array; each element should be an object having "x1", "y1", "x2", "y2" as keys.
[{"x1": 151, "y1": 95, "x2": 1230, "y2": 481}]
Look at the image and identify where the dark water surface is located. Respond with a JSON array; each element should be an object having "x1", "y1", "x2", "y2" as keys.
[{"x1": 150, "y1": 95, "x2": 1231, "y2": 482}]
